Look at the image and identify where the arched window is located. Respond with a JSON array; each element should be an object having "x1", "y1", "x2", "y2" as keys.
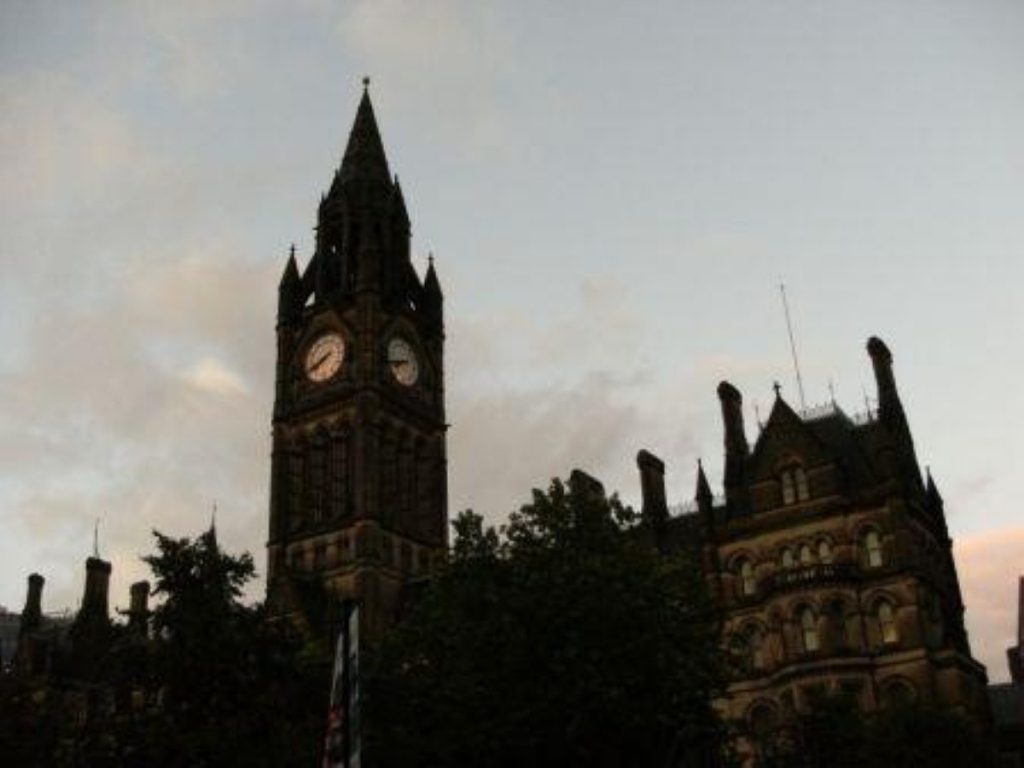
[
  {"x1": 877, "y1": 600, "x2": 899, "y2": 645},
  {"x1": 781, "y1": 471, "x2": 796, "y2": 505},
  {"x1": 738, "y1": 558, "x2": 756, "y2": 596},
  {"x1": 794, "y1": 466, "x2": 810, "y2": 501},
  {"x1": 749, "y1": 701, "x2": 777, "y2": 736},
  {"x1": 817, "y1": 540, "x2": 833, "y2": 563},
  {"x1": 799, "y1": 543, "x2": 813, "y2": 565},
  {"x1": 781, "y1": 547, "x2": 795, "y2": 569},
  {"x1": 863, "y1": 530, "x2": 883, "y2": 568},
  {"x1": 798, "y1": 607, "x2": 819, "y2": 653},
  {"x1": 748, "y1": 625, "x2": 766, "y2": 671},
  {"x1": 881, "y1": 679, "x2": 916, "y2": 709},
  {"x1": 828, "y1": 599, "x2": 849, "y2": 650}
]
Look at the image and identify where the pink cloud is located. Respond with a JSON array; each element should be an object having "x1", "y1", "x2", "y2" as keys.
[{"x1": 955, "y1": 526, "x2": 1024, "y2": 684}]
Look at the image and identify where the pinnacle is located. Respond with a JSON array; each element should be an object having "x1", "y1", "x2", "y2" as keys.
[{"x1": 338, "y1": 85, "x2": 391, "y2": 187}]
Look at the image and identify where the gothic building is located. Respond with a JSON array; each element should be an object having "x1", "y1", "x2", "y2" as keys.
[
  {"x1": 632, "y1": 337, "x2": 990, "y2": 761},
  {"x1": 266, "y1": 84, "x2": 448, "y2": 640},
  {"x1": 266, "y1": 89, "x2": 990, "y2": 755}
]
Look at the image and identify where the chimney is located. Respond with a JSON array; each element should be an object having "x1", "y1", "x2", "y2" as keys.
[
  {"x1": 867, "y1": 336, "x2": 922, "y2": 488},
  {"x1": 128, "y1": 580, "x2": 150, "y2": 634},
  {"x1": 1010, "y1": 577, "x2": 1024, "y2": 684},
  {"x1": 19, "y1": 573, "x2": 44, "y2": 637},
  {"x1": 80, "y1": 557, "x2": 112, "y2": 624},
  {"x1": 637, "y1": 450, "x2": 669, "y2": 550},
  {"x1": 569, "y1": 469, "x2": 606, "y2": 502},
  {"x1": 718, "y1": 381, "x2": 749, "y2": 509},
  {"x1": 867, "y1": 336, "x2": 901, "y2": 425},
  {"x1": 717, "y1": 381, "x2": 748, "y2": 458}
]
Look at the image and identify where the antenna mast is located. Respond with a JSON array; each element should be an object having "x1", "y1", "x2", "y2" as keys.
[
  {"x1": 93, "y1": 518, "x2": 100, "y2": 559},
  {"x1": 778, "y1": 280, "x2": 807, "y2": 412}
]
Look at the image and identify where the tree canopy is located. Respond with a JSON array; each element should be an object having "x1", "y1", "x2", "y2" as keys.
[{"x1": 365, "y1": 472, "x2": 729, "y2": 767}]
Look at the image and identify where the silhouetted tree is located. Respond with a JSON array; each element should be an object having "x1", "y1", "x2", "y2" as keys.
[
  {"x1": 123, "y1": 527, "x2": 328, "y2": 766},
  {"x1": 365, "y1": 473, "x2": 729, "y2": 767},
  {"x1": 756, "y1": 693, "x2": 997, "y2": 768},
  {"x1": 0, "y1": 528, "x2": 329, "y2": 767}
]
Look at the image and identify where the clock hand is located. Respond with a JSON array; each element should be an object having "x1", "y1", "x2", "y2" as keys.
[{"x1": 310, "y1": 353, "x2": 332, "y2": 371}]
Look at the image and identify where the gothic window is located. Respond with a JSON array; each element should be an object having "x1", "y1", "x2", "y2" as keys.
[
  {"x1": 794, "y1": 467, "x2": 809, "y2": 501},
  {"x1": 817, "y1": 540, "x2": 833, "y2": 564},
  {"x1": 781, "y1": 472, "x2": 796, "y2": 505},
  {"x1": 779, "y1": 463, "x2": 810, "y2": 505},
  {"x1": 781, "y1": 547, "x2": 795, "y2": 569},
  {"x1": 315, "y1": 541, "x2": 327, "y2": 569},
  {"x1": 798, "y1": 607, "x2": 820, "y2": 653},
  {"x1": 330, "y1": 431, "x2": 349, "y2": 518},
  {"x1": 862, "y1": 529, "x2": 883, "y2": 568},
  {"x1": 748, "y1": 702, "x2": 778, "y2": 760},
  {"x1": 288, "y1": 446, "x2": 305, "y2": 524},
  {"x1": 748, "y1": 625, "x2": 766, "y2": 671},
  {"x1": 309, "y1": 434, "x2": 326, "y2": 523},
  {"x1": 877, "y1": 600, "x2": 899, "y2": 645},
  {"x1": 881, "y1": 679, "x2": 916, "y2": 709},
  {"x1": 737, "y1": 558, "x2": 756, "y2": 597},
  {"x1": 799, "y1": 543, "x2": 813, "y2": 565},
  {"x1": 827, "y1": 599, "x2": 849, "y2": 651}
]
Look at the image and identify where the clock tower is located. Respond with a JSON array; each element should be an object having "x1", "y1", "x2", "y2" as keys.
[{"x1": 266, "y1": 85, "x2": 447, "y2": 638}]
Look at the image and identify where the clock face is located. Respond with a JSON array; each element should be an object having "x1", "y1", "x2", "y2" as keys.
[
  {"x1": 387, "y1": 337, "x2": 419, "y2": 386},
  {"x1": 304, "y1": 333, "x2": 345, "y2": 382}
]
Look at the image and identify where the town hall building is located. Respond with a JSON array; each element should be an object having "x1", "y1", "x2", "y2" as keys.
[{"x1": 263, "y1": 86, "x2": 991, "y2": 753}]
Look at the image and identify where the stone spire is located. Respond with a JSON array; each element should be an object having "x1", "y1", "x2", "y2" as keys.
[{"x1": 335, "y1": 84, "x2": 391, "y2": 190}]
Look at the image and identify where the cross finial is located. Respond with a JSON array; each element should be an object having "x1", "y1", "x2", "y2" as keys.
[
  {"x1": 773, "y1": 380, "x2": 782, "y2": 398},
  {"x1": 428, "y1": 251, "x2": 434, "y2": 266},
  {"x1": 289, "y1": 243, "x2": 295, "y2": 259},
  {"x1": 362, "y1": 75, "x2": 370, "y2": 91}
]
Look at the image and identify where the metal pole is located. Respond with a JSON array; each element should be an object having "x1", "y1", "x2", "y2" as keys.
[{"x1": 779, "y1": 281, "x2": 807, "y2": 412}]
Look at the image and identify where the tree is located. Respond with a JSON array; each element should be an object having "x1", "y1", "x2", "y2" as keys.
[
  {"x1": 365, "y1": 472, "x2": 729, "y2": 767},
  {"x1": 758, "y1": 693, "x2": 998, "y2": 768},
  {"x1": 0, "y1": 527, "x2": 330, "y2": 766},
  {"x1": 125, "y1": 526, "x2": 329, "y2": 766}
]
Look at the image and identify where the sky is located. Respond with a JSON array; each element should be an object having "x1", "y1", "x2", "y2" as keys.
[{"x1": 0, "y1": 1, "x2": 1021, "y2": 681}]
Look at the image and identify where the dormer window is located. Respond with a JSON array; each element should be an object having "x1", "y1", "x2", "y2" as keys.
[
  {"x1": 779, "y1": 463, "x2": 810, "y2": 505},
  {"x1": 782, "y1": 472, "x2": 796, "y2": 505}
]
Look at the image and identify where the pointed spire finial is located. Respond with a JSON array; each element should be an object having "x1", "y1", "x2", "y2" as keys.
[
  {"x1": 828, "y1": 378, "x2": 837, "y2": 405},
  {"x1": 211, "y1": 500, "x2": 217, "y2": 532},
  {"x1": 773, "y1": 381, "x2": 782, "y2": 399},
  {"x1": 695, "y1": 458, "x2": 713, "y2": 506},
  {"x1": 289, "y1": 243, "x2": 295, "y2": 259},
  {"x1": 362, "y1": 75, "x2": 370, "y2": 91},
  {"x1": 428, "y1": 251, "x2": 434, "y2": 266},
  {"x1": 93, "y1": 518, "x2": 100, "y2": 559}
]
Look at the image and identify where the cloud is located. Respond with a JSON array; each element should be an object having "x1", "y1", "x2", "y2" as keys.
[
  {"x1": 182, "y1": 357, "x2": 247, "y2": 395},
  {"x1": 955, "y1": 526, "x2": 1024, "y2": 684}
]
